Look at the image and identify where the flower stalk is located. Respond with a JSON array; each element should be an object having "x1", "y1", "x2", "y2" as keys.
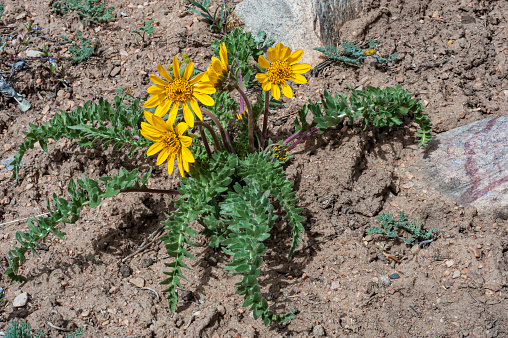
[
  {"x1": 260, "y1": 91, "x2": 270, "y2": 149},
  {"x1": 197, "y1": 123, "x2": 213, "y2": 159},
  {"x1": 200, "y1": 107, "x2": 234, "y2": 153},
  {"x1": 287, "y1": 127, "x2": 320, "y2": 151},
  {"x1": 236, "y1": 85, "x2": 255, "y2": 153}
]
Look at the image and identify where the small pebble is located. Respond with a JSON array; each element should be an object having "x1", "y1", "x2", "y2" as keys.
[
  {"x1": 204, "y1": 256, "x2": 217, "y2": 266},
  {"x1": 330, "y1": 280, "x2": 341, "y2": 290},
  {"x1": 129, "y1": 277, "x2": 145, "y2": 288},
  {"x1": 389, "y1": 273, "x2": 400, "y2": 279},
  {"x1": 379, "y1": 276, "x2": 391, "y2": 287},
  {"x1": 109, "y1": 286, "x2": 119, "y2": 294},
  {"x1": 452, "y1": 270, "x2": 461, "y2": 279},
  {"x1": 142, "y1": 258, "x2": 154, "y2": 268},
  {"x1": 120, "y1": 264, "x2": 131, "y2": 278},
  {"x1": 313, "y1": 324, "x2": 326, "y2": 336},
  {"x1": 13, "y1": 292, "x2": 28, "y2": 307},
  {"x1": 444, "y1": 278, "x2": 453, "y2": 289}
]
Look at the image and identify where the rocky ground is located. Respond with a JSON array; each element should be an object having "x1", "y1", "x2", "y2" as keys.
[{"x1": 0, "y1": 0, "x2": 507, "y2": 337}]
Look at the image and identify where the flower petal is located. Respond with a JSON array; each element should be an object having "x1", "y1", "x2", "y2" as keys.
[
  {"x1": 175, "y1": 122, "x2": 189, "y2": 136},
  {"x1": 150, "y1": 74, "x2": 168, "y2": 86},
  {"x1": 167, "y1": 103, "x2": 179, "y2": 124},
  {"x1": 281, "y1": 82, "x2": 293, "y2": 99},
  {"x1": 172, "y1": 56, "x2": 180, "y2": 79},
  {"x1": 141, "y1": 122, "x2": 164, "y2": 135},
  {"x1": 193, "y1": 92, "x2": 214, "y2": 106},
  {"x1": 194, "y1": 84, "x2": 216, "y2": 94},
  {"x1": 182, "y1": 103, "x2": 195, "y2": 128},
  {"x1": 183, "y1": 62, "x2": 194, "y2": 80},
  {"x1": 219, "y1": 43, "x2": 228, "y2": 68},
  {"x1": 287, "y1": 49, "x2": 303, "y2": 65},
  {"x1": 147, "y1": 141, "x2": 164, "y2": 156},
  {"x1": 262, "y1": 80, "x2": 272, "y2": 91},
  {"x1": 188, "y1": 98, "x2": 203, "y2": 121},
  {"x1": 212, "y1": 58, "x2": 223, "y2": 74},
  {"x1": 280, "y1": 46, "x2": 292, "y2": 60},
  {"x1": 157, "y1": 148, "x2": 171, "y2": 165},
  {"x1": 147, "y1": 85, "x2": 165, "y2": 95},
  {"x1": 141, "y1": 129, "x2": 159, "y2": 142},
  {"x1": 182, "y1": 147, "x2": 195, "y2": 163},
  {"x1": 144, "y1": 110, "x2": 154, "y2": 124},
  {"x1": 180, "y1": 135, "x2": 192, "y2": 147},
  {"x1": 267, "y1": 47, "x2": 276, "y2": 62},
  {"x1": 274, "y1": 42, "x2": 283, "y2": 59},
  {"x1": 177, "y1": 154, "x2": 184, "y2": 176},
  {"x1": 155, "y1": 99, "x2": 171, "y2": 117},
  {"x1": 152, "y1": 114, "x2": 171, "y2": 132},
  {"x1": 290, "y1": 74, "x2": 307, "y2": 84},
  {"x1": 167, "y1": 155, "x2": 175, "y2": 175},
  {"x1": 189, "y1": 72, "x2": 205, "y2": 85},
  {"x1": 144, "y1": 94, "x2": 160, "y2": 108},
  {"x1": 258, "y1": 55, "x2": 270, "y2": 69},
  {"x1": 271, "y1": 84, "x2": 281, "y2": 100},
  {"x1": 157, "y1": 64, "x2": 173, "y2": 82},
  {"x1": 255, "y1": 73, "x2": 268, "y2": 83},
  {"x1": 291, "y1": 62, "x2": 312, "y2": 74}
]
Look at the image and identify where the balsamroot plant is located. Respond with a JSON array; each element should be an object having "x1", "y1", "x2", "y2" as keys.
[{"x1": 6, "y1": 22, "x2": 431, "y2": 325}]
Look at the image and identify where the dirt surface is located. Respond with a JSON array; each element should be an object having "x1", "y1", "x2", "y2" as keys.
[{"x1": 0, "y1": 0, "x2": 507, "y2": 337}]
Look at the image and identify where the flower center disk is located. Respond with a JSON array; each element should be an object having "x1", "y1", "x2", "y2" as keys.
[
  {"x1": 161, "y1": 131, "x2": 181, "y2": 153},
  {"x1": 267, "y1": 60, "x2": 292, "y2": 85},
  {"x1": 166, "y1": 79, "x2": 193, "y2": 102}
]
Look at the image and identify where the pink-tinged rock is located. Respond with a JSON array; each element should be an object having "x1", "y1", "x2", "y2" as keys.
[{"x1": 414, "y1": 116, "x2": 508, "y2": 219}]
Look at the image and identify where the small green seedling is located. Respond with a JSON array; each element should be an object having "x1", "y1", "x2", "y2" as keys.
[
  {"x1": 366, "y1": 211, "x2": 439, "y2": 245},
  {"x1": 61, "y1": 30, "x2": 95, "y2": 64},
  {"x1": 186, "y1": 0, "x2": 229, "y2": 34},
  {"x1": 4, "y1": 320, "x2": 83, "y2": 338},
  {"x1": 131, "y1": 19, "x2": 154, "y2": 46},
  {"x1": 52, "y1": 0, "x2": 114, "y2": 25}
]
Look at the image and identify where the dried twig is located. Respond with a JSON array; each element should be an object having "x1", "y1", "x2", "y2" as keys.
[{"x1": 47, "y1": 321, "x2": 72, "y2": 332}]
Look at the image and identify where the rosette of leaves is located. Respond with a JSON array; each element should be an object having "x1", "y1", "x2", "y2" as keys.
[{"x1": 160, "y1": 151, "x2": 304, "y2": 326}]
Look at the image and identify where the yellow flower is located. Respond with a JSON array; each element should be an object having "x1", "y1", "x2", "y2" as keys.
[
  {"x1": 236, "y1": 110, "x2": 247, "y2": 120},
  {"x1": 272, "y1": 144, "x2": 288, "y2": 161},
  {"x1": 364, "y1": 49, "x2": 377, "y2": 56},
  {"x1": 141, "y1": 111, "x2": 195, "y2": 177},
  {"x1": 206, "y1": 43, "x2": 228, "y2": 87},
  {"x1": 145, "y1": 56, "x2": 216, "y2": 128},
  {"x1": 255, "y1": 42, "x2": 311, "y2": 100}
]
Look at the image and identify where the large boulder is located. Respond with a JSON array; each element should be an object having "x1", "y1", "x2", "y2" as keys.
[
  {"x1": 414, "y1": 116, "x2": 508, "y2": 219},
  {"x1": 234, "y1": 0, "x2": 361, "y2": 66}
]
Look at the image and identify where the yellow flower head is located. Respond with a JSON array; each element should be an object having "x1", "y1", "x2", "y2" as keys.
[
  {"x1": 255, "y1": 42, "x2": 311, "y2": 100},
  {"x1": 206, "y1": 43, "x2": 228, "y2": 87},
  {"x1": 364, "y1": 49, "x2": 377, "y2": 56},
  {"x1": 272, "y1": 144, "x2": 288, "y2": 161},
  {"x1": 141, "y1": 111, "x2": 195, "y2": 177},
  {"x1": 145, "y1": 56, "x2": 216, "y2": 128}
]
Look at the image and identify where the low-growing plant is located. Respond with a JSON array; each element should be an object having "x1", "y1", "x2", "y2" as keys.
[
  {"x1": 6, "y1": 21, "x2": 430, "y2": 326},
  {"x1": 4, "y1": 320, "x2": 83, "y2": 338},
  {"x1": 186, "y1": 0, "x2": 229, "y2": 34},
  {"x1": 131, "y1": 19, "x2": 154, "y2": 46},
  {"x1": 315, "y1": 38, "x2": 398, "y2": 67},
  {"x1": 367, "y1": 211, "x2": 439, "y2": 245},
  {"x1": 61, "y1": 30, "x2": 95, "y2": 64},
  {"x1": 52, "y1": 0, "x2": 115, "y2": 24}
]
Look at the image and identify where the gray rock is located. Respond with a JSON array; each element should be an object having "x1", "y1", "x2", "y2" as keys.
[
  {"x1": 234, "y1": 0, "x2": 324, "y2": 66},
  {"x1": 119, "y1": 264, "x2": 131, "y2": 278},
  {"x1": 389, "y1": 273, "x2": 400, "y2": 279},
  {"x1": 26, "y1": 50, "x2": 43, "y2": 58},
  {"x1": 379, "y1": 276, "x2": 391, "y2": 287},
  {"x1": 312, "y1": 324, "x2": 326, "y2": 336},
  {"x1": 1, "y1": 156, "x2": 23, "y2": 171},
  {"x1": 13, "y1": 292, "x2": 28, "y2": 307},
  {"x1": 414, "y1": 116, "x2": 508, "y2": 219},
  {"x1": 142, "y1": 258, "x2": 154, "y2": 268}
]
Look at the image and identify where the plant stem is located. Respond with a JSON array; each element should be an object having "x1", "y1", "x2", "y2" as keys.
[
  {"x1": 197, "y1": 123, "x2": 212, "y2": 159},
  {"x1": 260, "y1": 90, "x2": 269, "y2": 149},
  {"x1": 287, "y1": 127, "x2": 320, "y2": 151},
  {"x1": 236, "y1": 85, "x2": 254, "y2": 153},
  {"x1": 120, "y1": 188, "x2": 181, "y2": 195},
  {"x1": 196, "y1": 120, "x2": 221, "y2": 152},
  {"x1": 200, "y1": 108, "x2": 233, "y2": 153},
  {"x1": 282, "y1": 130, "x2": 301, "y2": 145}
]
